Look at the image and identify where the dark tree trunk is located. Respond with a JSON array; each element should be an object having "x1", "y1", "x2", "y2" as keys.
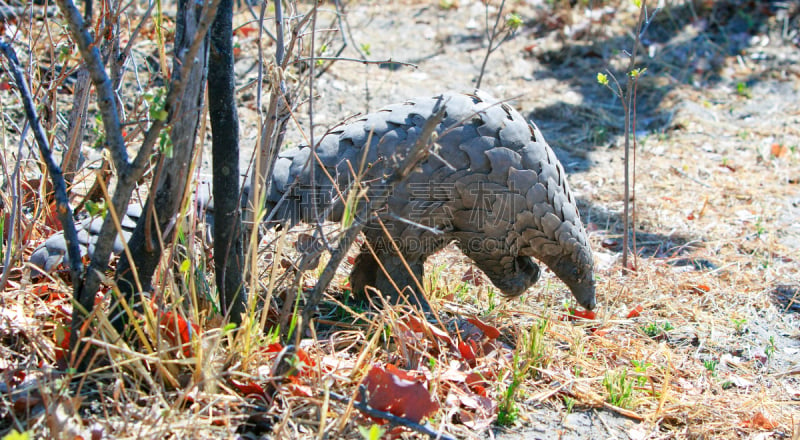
[
  {"x1": 208, "y1": 0, "x2": 246, "y2": 324},
  {"x1": 112, "y1": 0, "x2": 209, "y2": 333}
]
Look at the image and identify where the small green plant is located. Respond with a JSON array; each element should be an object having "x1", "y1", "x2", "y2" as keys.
[
  {"x1": 603, "y1": 369, "x2": 635, "y2": 409},
  {"x1": 595, "y1": 0, "x2": 655, "y2": 270},
  {"x1": 563, "y1": 396, "x2": 575, "y2": 415},
  {"x1": 91, "y1": 113, "x2": 106, "y2": 148},
  {"x1": 630, "y1": 360, "x2": 651, "y2": 386},
  {"x1": 497, "y1": 350, "x2": 522, "y2": 426},
  {"x1": 145, "y1": 87, "x2": 169, "y2": 122},
  {"x1": 425, "y1": 263, "x2": 447, "y2": 295},
  {"x1": 764, "y1": 335, "x2": 776, "y2": 361},
  {"x1": 735, "y1": 82, "x2": 752, "y2": 98},
  {"x1": 732, "y1": 317, "x2": 747, "y2": 334},
  {"x1": 84, "y1": 199, "x2": 107, "y2": 218},
  {"x1": 453, "y1": 282, "x2": 471, "y2": 302},
  {"x1": 703, "y1": 359, "x2": 718, "y2": 376},
  {"x1": 486, "y1": 287, "x2": 497, "y2": 312},
  {"x1": 2, "y1": 430, "x2": 31, "y2": 440},
  {"x1": 754, "y1": 217, "x2": 766, "y2": 237},
  {"x1": 358, "y1": 424, "x2": 386, "y2": 440},
  {"x1": 641, "y1": 321, "x2": 673, "y2": 338},
  {"x1": 524, "y1": 318, "x2": 549, "y2": 374}
]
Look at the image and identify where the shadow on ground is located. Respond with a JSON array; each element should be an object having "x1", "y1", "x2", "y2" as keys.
[{"x1": 527, "y1": 0, "x2": 798, "y2": 155}]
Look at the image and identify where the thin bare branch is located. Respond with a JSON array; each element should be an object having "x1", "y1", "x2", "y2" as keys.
[{"x1": 0, "y1": 42, "x2": 83, "y2": 286}]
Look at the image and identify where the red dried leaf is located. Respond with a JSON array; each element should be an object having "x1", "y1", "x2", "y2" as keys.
[
  {"x1": 158, "y1": 310, "x2": 199, "y2": 357},
  {"x1": 231, "y1": 379, "x2": 266, "y2": 398},
  {"x1": 458, "y1": 340, "x2": 476, "y2": 363},
  {"x1": 236, "y1": 24, "x2": 258, "y2": 38},
  {"x1": 403, "y1": 315, "x2": 454, "y2": 345},
  {"x1": 384, "y1": 364, "x2": 426, "y2": 383},
  {"x1": 569, "y1": 308, "x2": 596, "y2": 320},
  {"x1": 465, "y1": 372, "x2": 489, "y2": 396},
  {"x1": 626, "y1": 304, "x2": 644, "y2": 319},
  {"x1": 461, "y1": 267, "x2": 484, "y2": 286},
  {"x1": 265, "y1": 342, "x2": 284, "y2": 353},
  {"x1": 771, "y1": 143, "x2": 789, "y2": 158},
  {"x1": 362, "y1": 365, "x2": 439, "y2": 423},
  {"x1": 741, "y1": 411, "x2": 777, "y2": 429},
  {"x1": 466, "y1": 316, "x2": 501, "y2": 339}
]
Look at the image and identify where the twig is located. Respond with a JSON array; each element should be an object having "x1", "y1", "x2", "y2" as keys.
[
  {"x1": 0, "y1": 124, "x2": 27, "y2": 292},
  {"x1": 0, "y1": 42, "x2": 84, "y2": 287},
  {"x1": 669, "y1": 165, "x2": 710, "y2": 188},
  {"x1": 601, "y1": 402, "x2": 645, "y2": 421},
  {"x1": 55, "y1": 0, "x2": 128, "y2": 171},
  {"x1": 475, "y1": 0, "x2": 517, "y2": 89},
  {"x1": 292, "y1": 56, "x2": 417, "y2": 68},
  {"x1": 328, "y1": 386, "x2": 457, "y2": 440}
]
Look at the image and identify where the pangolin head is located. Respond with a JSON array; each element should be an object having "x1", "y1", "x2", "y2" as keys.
[{"x1": 541, "y1": 250, "x2": 596, "y2": 310}]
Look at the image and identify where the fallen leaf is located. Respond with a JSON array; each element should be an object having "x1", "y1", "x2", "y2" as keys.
[
  {"x1": 741, "y1": 411, "x2": 777, "y2": 430},
  {"x1": 403, "y1": 315, "x2": 454, "y2": 346},
  {"x1": 465, "y1": 371, "x2": 489, "y2": 395},
  {"x1": 231, "y1": 379, "x2": 266, "y2": 398},
  {"x1": 362, "y1": 364, "x2": 439, "y2": 423},
  {"x1": 158, "y1": 310, "x2": 199, "y2": 358},
  {"x1": 236, "y1": 25, "x2": 258, "y2": 38},
  {"x1": 568, "y1": 308, "x2": 596, "y2": 320},
  {"x1": 626, "y1": 304, "x2": 644, "y2": 318},
  {"x1": 771, "y1": 143, "x2": 789, "y2": 158},
  {"x1": 461, "y1": 266, "x2": 484, "y2": 286},
  {"x1": 466, "y1": 316, "x2": 501, "y2": 339},
  {"x1": 458, "y1": 340, "x2": 476, "y2": 363}
]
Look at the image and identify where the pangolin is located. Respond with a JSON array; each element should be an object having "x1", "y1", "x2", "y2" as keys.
[{"x1": 30, "y1": 91, "x2": 596, "y2": 311}]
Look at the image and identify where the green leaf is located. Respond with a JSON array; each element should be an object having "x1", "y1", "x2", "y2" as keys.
[
  {"x1": 597, "y1": 72, "x2": 609, "y2": 86},
  {"x1": 630, "y1": 67, "x2": 647, "y2": 78},
  {"x1": 158, "y1": 127, "x2": 173, "y2": 157},
  {"x1": 358, "y1": 424, "x2": 386, "y2": 440},
  {"x1": 505, "y1": 13, "x2": 523, "y2": 30},
  {"x1": 3, "y1": 430, "x2": 31, "y2": 440},
  {"x1": 85, "y1": 200, "x2": 107, "y2": 218},
  {"x1": 632, "y1": 0, "x2": 642, "y2": 8},
  {"x1": 179, "y1": 259, "x2": 191, "y2": 274}
]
